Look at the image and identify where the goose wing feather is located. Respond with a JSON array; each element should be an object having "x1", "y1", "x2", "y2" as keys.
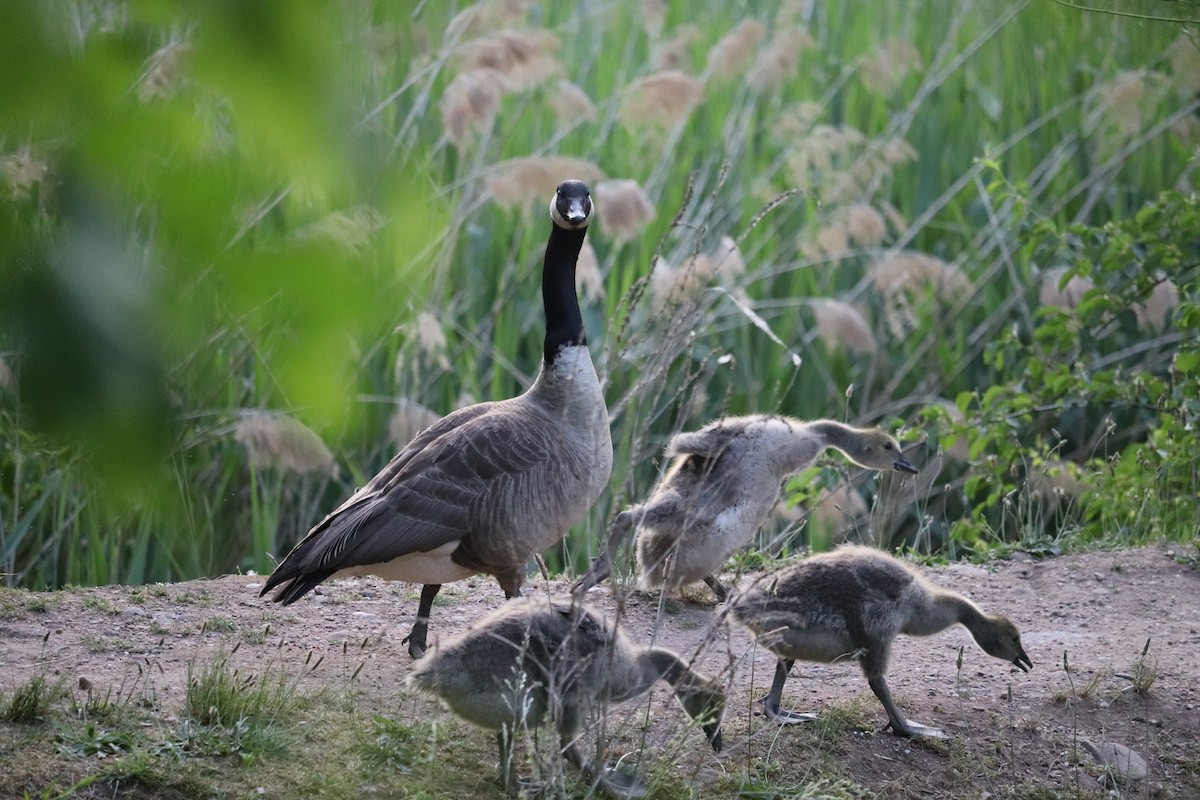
[{"x1": 288, "y1": 398, "x2": 558, "y2": 574}]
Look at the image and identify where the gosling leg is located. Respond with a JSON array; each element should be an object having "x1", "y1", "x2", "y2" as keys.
[
  {"x1": 701, "y1": 575, "x2": 729, "y2": 603},
  {"x1": 560, "y1": 707, "x2": 648, "y2": 799},
  {"x1": 402, "y1": 583, "x2": 441, "y2": 659},
  {"x1": 866, "y1": 673, "x2": 948, "y2": 740},
  {"x1": 761, "y1": 659, "x2": 819, "y2": 724}
]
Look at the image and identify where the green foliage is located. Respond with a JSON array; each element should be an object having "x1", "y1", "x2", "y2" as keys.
[
  {"x1": 1, "y1": 1, "x2": 1198, "y2": 588},
  {"x1": 2, "y1": 674, "x2": 67, "y2": 724}
]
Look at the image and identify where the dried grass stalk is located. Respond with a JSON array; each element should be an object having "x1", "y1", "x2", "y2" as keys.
[
  {"x1": 575, "y1": 240, "x2": 605, "y2": 303},
  {"x1": 138, "y1": 40, "x2": 191, "y2": 102},
  {"x1": 2, "y1": 148, "x2": 49, "y2": 200},
  {"x1": 869, "y1": 251, "x2": 969, "y2": 336},
  {"x1": 440, "y1": 68, "x2": 506, "y2": 146},
  {"x1": 748, "y1": 28, "x2": 814, "y2": 91},
  {"x1": 858, "y1": 39, "x2": 922, "y2": 96},
  {"x1": 707, "y1": 19, "x2": 766, "y2": 79},
  {"x1": 457, "y1": 29, "x2": 561, "y2": 91},
  {"x1": 651, "y1": 25, "x2": 700, "y2": 72}
]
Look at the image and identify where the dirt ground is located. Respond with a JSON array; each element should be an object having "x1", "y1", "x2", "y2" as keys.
[{"x1": 2, "y1": 545, "x2": 1198, "y2": 798}]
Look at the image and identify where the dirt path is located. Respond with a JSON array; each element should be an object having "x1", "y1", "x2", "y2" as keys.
[{"x1": 2, "y1": 546, "x2": 1198, "y2": 798}]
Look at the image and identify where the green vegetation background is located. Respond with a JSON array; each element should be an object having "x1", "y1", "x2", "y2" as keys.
[{"x1": 1, "y1": 0, "x2": 1197, "y2": 590}]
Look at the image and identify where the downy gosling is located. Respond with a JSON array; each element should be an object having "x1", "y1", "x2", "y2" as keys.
[
  {"x1": 729, "y1": 545, "x2": 1032, "y2": 739},
  {"x1": 407, "y1": 597, "x2": 724, "y2": 798},
  {"x1": 575, "y1": 416, "x2": 917, "y2": 601}
]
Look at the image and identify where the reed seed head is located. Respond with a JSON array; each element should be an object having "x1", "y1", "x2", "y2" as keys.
[
  {"x1": 748, "y1": 28, "x2": 814, "y2": 91},
  {"x1": 458, "y1": 29, "x2": 561, "y2": 91},
  {"x1": 446, "y1": 1, "x2": 537, "y2": 43},
  {"x1": 138, "y1": 40, "x2": 191, "y2": 102},
  {"x1": 651, "y1": 25, "x2": 700, "y2": 72},
  {"x1": 811, "y1": 298, "x2": 876, "y2": 355},
  {"x1": 293, "y1": 207, "x2": 383, "y2": 254},
  {"x1": 811, "y1": 482, "x2": 870, "y2": 539},
  {"x1": 1038, "y1": 266, "x2": 1093, "y2": 310},
  {"x1": 844, "y1": 203, "x2": 888, "y2": 247},
  {"x1": 2, "y1": 148, "x2": 48, "y2": 200},
  {"x1": 486, "y1": 156, "x2": 605, "y2": 210},
  {"x1": 594, "y1": 178, "x2": 657, "y2": 243},
  {"x1": 388, "y1": 398, "x2": 442, "y2": 447},
  {"x1": 641, "y1": 0, "x2": 667, "y2": 38},
  {"x1": 618, "y1": 70, "x2": 704, "y2": 128},
  {"x1": 440, "y1": 68, "x2": 506, "y2": 146},
  {"x1": 549, "y1": 80, "x2": 596, "y2": 125},
  {"x1": 707, "y1": 19, "x2": 767, "y2": 79},
  {"x1": 869, "y1": 251, "x2": 969, "y2": 336},
  {"x1": 575, "y1": 240, "x2": 606, "y2": 303},
  {"x1": 858, "y1": 39, "x2": 921, "y2": 96},
  {"x1": 235, "y1": 412, "x2": 336, "y2": 475}
]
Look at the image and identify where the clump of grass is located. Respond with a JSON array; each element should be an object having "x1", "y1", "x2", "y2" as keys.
[
  {"x1": 200, "y1": 616, "x2": 237, "y2": 634},
  {"x1": 2, "y1": 673, "x2": 67, "y2": 723},
  {"x1": 182, "y1": 644, "x2": 319, "y2": 756},
  {"x1": 1118, "y1": 638, "x2": 1158, "y2": 696},
  {"x1": 0, "y1": 587, "x2": 58, "y2": 620},
  {"x1": 80, "y1": 595, "x2": 118, "y2": 614}
]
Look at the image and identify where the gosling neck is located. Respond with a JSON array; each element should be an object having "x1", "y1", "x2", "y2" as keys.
[
  {"x1": 542, "y1": 222, "x2": 588, "y2": 365},
  {"x1": 807, "y1": 420, "x2": 859, "y2": 456},
  {"x1": 905, "y1": 588, "x2": 986, "y2": 637}
]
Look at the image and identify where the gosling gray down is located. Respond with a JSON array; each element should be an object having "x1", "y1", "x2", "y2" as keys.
[
  {"x1": 407, "y1": 597, "x2": 725, "y2": 798},
  {"x1": 729, "y1": 545, "x2": 1032, "y2": 739},
  {"x1": 261, "y1": 180, "x2": 613, "y2": 658},
  {"x1": 574, "y1": 415, "x2": 918, "y2": 601}
]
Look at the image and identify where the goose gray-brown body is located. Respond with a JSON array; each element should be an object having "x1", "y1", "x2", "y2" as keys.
[
  {"x1": 574, "y1": 415, "x2": 917, "y2": 601},
  {"x1": 261, "y1": 180, "x2": 612, "y2": 658},
  {"x1": 729, "y1": 545, "x2": 1032, "y2": 738},
  {"x1": 407, "y1": 597, "x2": 724, "y2": 797}
]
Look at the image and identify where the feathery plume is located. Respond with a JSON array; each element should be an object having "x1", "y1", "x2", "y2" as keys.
[
  {"x1": 802, "y1": 222, "x2": 849, "y2": 260},
  {"x1": 641, "y1": 0, "x2": 667, "y2": 38},
  {"x1": 575, "y1": 240, "x2": 605, "y2": 304},
  {"x1": 2, "y1": 148, "x2": 48, "y2": 201},
  {"x1": 549, "y1": 80, "x2": 596, "y2": 125},
  {"x1": 235, "y1": 412, "x2": 336, "y2": 475},
  {"x1": 1168, "y1": 35, "x2": 1200, "y2": 94},
  {"x1": 486, "y1": 156, "x2": 605, "y2": 210},
  {"x1": 414, "y1": 311, "x2": 449, "y2": 368},
  {"x1": 844, "y1": 203, "x2": 888, "y2": 247},
  {"x1": 446, "y1": 0, "x2": 537, "y2": 43},
  {"x1": 1027, "y1": 459, "x2": 1090, "y2": 502},
  {"x1": 1133, "y1": 279, "x2": 1178, "y2": 332},
  {"x1": 811, "y1": 298, "x2": 876, "y2": 355},
  {"x1": 440, "y1": 68, "x2": 506, "y2": 146},
  {"x1": 707, "y1": 19, "x2": 767, "y2": 79},
  {"x1": 594, "y1": 179, "x2": 657, "y2": 244},
  {"x1": 651, "y1": 25, "x2": 700, "y2": 72},
  {"x1": 869, "y1": 251, "x2": 969, "y2": 336},
  {"x1": 1038, "y1": 266, "x2": 1093, "y2": 310},
  {"x1": 618, "y1": 70, "x2": 704, "y2": 128},
  {"x1": 1094, "y1": 71, "x2": 1149, "y2": 138},
  {"x1": 710, "y1": 235, "x2": 746, "y2": 283},
  {"x1": 388, "y1": 398, "x2": 442, "y2": 448},
  {"x1": 138, "y1": 39, "x2": 191, "y2": 102},
  {"x1": 858, "y1": 39, "x2": 921, "y2": 96},
  {"x1": 747, "y1": 28, "x2": 814, "y2": 92},
  {"x1": 458, "y1": 29, "x2": 561, "y2": 91},
  {"x1": 293, "y1": 207, "x2": 383, "y2": 254}
]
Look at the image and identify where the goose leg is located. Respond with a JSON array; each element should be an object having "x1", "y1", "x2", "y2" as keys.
[
  {"x1": 402, "y1": 583, "x2": 441, "y2": 659},
  {"x1": 866, "y1": 674, "x2": 948, "y2": 740},
  {"x1": 761, "y1": 659, "x2": 818, "y2": 724},
  {"x1": 572, "y1": 510, "x2": 634, "y2": 595},
  {"x1": 701, "y1": 575, "x2": 729, "y2": 603}
]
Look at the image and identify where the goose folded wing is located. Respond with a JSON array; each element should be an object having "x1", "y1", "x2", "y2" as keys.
[
  {"x1": 665, "y1": 424, "x2": 741, "y2": 459},
  {"x1": 302, "y1": 413, "x2": 553, "y2": 570}
]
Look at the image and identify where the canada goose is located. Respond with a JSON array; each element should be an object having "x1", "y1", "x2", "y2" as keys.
[
  {"x1": 261, "y1": 180, "x2": 613, "y2": 658},
  {"x1": 729, "y1": 545, "x2": 1032, "y2": 738},
  {"x1": 407, "y1": 597, "x2": 724, "y2": 798},
  {"x1": 574, "y1": 416, "x2": 917, "y2": 601}
]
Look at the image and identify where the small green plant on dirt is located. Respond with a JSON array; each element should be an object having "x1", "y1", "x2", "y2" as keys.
[{"x1": 2, "y1": 673, "x2": 67, "y2": 724}]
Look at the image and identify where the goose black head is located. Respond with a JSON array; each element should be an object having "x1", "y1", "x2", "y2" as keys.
[{"x1": 550, "y1": 179, "x2": 594, "y2": 230}]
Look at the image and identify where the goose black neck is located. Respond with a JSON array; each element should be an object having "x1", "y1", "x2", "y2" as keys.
[{"x1": 542, "y1": 222, "x2": 588, "y2": 364}]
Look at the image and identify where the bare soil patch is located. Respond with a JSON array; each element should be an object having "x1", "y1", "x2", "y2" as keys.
[{"x1": 2, "y1": 546, "x2": 1198, "y2": 798}]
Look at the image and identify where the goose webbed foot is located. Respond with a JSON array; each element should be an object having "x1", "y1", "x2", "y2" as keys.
[
  {"x1": 884, "y1": 719, "x2": 950, "y2": 739},
  {"x1": 401, "y1": 629, "x2": 427, "y2": 660},
  {"x1": 593, "y1": 764, "x2": 648, "y2": 799}
]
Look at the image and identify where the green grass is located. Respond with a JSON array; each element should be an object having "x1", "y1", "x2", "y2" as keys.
[{"x1": 0, "y1": 0, "x2": 1197, "y2": 591}]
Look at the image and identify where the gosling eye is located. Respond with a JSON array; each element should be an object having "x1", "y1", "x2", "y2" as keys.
[{"x1": 883, "y1": 442, "x2": 894, "y2": 451}]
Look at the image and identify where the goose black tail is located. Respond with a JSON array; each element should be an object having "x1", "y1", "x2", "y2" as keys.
[{"x1": 261, "y1": 569, "x2": 335, "y2": 605}]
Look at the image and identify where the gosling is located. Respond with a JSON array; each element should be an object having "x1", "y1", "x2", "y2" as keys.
[
  {"x1": 728, "y1": 545, "x2": 1032, "y2": 739},
  {"x1": 407, "y1": 597, "x2": 724, "y2": 798},
  {"x1": 574, "y1": 416, "x2": 918, "y2": 601}
]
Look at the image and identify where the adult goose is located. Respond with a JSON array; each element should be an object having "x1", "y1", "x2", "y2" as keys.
[
  {"x1": 262, "y1": 180, "x2": 613, "y2": 658},
  {"x1": 574, "y1": 416, "x2": 917, "y2": 601},
  {"x1": 729, "y1": 545, "x2": 1032, "y2": 738},
  {"x1": 407, "y1": 597, "x2": 724, "y2": 798}
]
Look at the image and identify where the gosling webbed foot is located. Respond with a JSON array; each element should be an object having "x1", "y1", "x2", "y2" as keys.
[
  {"x1": 760, "y1": 695, "x2": 819, "y2": 725},
  {"x1": 593, "y1": 764, "x2": 648, "y2": 799},
  {"x1": 572, "y1": 555, "x2": 611, "y2": 595},
  {"x1": 884, "y1": 719, "x2": 950, "y2": 739}
]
